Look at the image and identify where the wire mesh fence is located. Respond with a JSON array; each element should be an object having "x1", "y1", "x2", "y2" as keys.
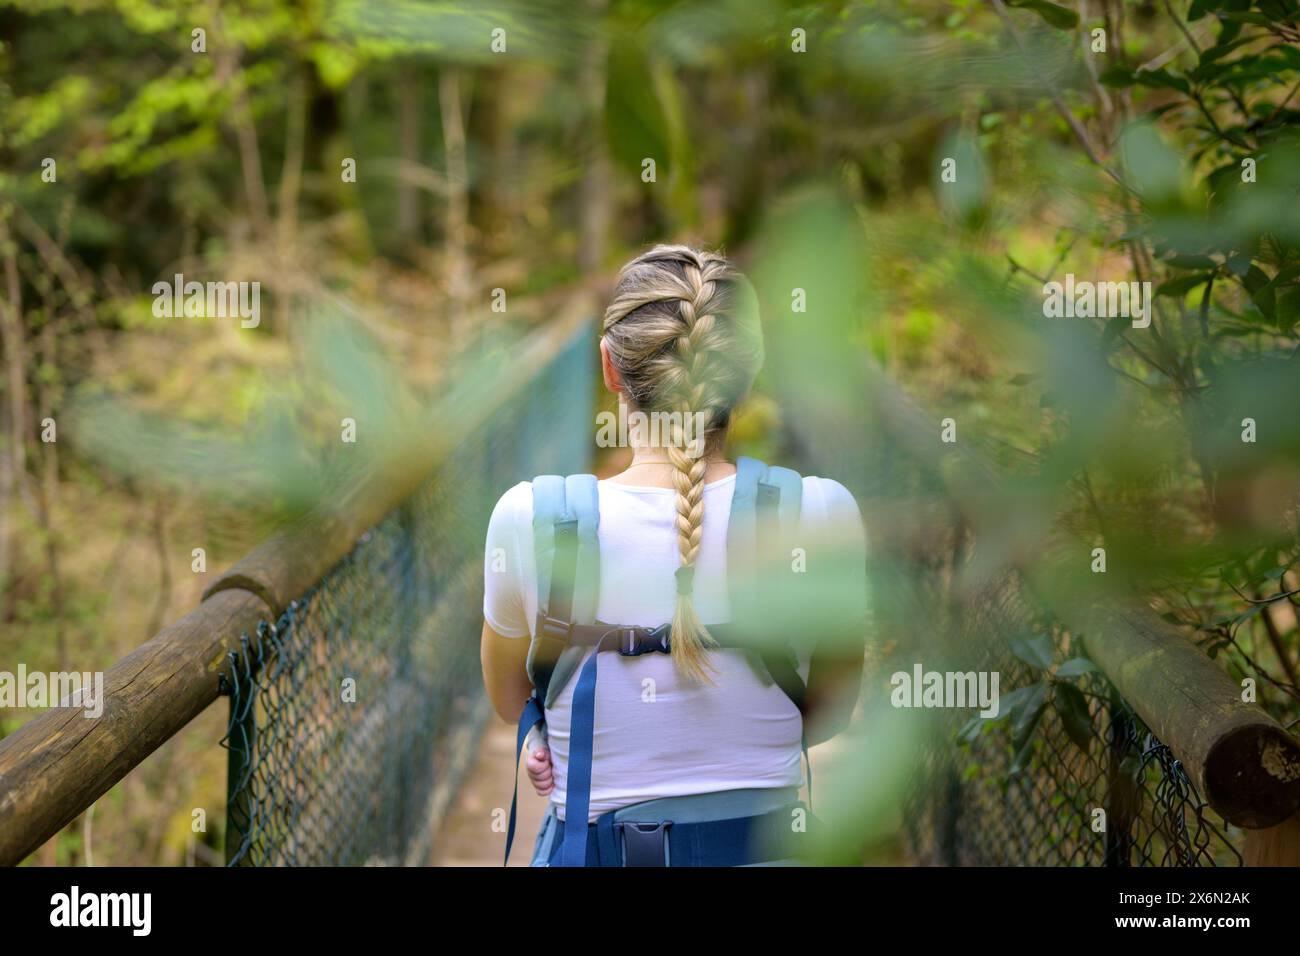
[
  {"x1": 883, "y1": 512, "x2": 1249, "y2": 868},
  {"x1": 901, "y1": 641, "x2": 1244, "y2": 868},
  {"x1": 783, "y1": 374, "x2": 1246, "y2": 868},
  {"x1": 220, "y1": 321, "x2": 594, "y2": 866},
  {"x1": 886, "y1": 522, "x2": 1247, "y2": 867}
]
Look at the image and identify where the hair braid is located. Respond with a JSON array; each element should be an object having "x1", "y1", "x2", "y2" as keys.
[
  {"x1": 601, "y1": 245, "x2": 764, "y2": 682},
  {"x1": 661, "y1": 259, "x2": 727, "y2": 681}
]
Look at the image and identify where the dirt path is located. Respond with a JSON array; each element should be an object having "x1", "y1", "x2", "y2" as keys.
[{"x1": 429, "y1": 716, "x2": 548, "y2": 866}]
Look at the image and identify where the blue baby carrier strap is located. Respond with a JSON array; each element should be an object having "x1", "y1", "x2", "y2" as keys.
[
  {"x1": 528, "y1": 474, "x2": 600, "y2": 708},
  {"x1": 729, "y1": 457, "x2": 807, "y2": 710},
  {"x1": 557, "y1": 632, "x2": 607, "y2": 865},
  {"x1": 505, "y1": 693, "x2": 544, "y2": 866},
  {"x1": 504, "y1": 473, "x2": 600, "y2": 866},
  {"x1": 731, "y1": 457, "x2": 813, "y2": 807},
  {"x1": 505, "y1": 460, "x2": 810, "y2": 867}
]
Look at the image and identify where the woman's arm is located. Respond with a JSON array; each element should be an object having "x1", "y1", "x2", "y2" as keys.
[
  {"x1": 480, "y1": 620, "x2": 533, "y2": 724},
  {"x1": 481, "y1": 622, "x2": 554, "y2": 796},
  {"x1": 802, "y1": 643, "x2": 864, "y2": 746},
  {"x1": 481, "y1": 482, "x2": 534, "y2": 724},
  {"x1": 798, "y1": 477, "x2": 869, "y2": 746}
]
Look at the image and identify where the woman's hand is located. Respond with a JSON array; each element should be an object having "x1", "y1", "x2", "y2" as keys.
[{"x1": 526, "y1": 747, "x2": 554, "y2": 796}]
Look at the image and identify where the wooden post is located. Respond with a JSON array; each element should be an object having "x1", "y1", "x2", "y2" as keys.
[
  {"x1": 1243, "y1": 809, "x2": 1300, "y2": 865},
  {"x1": 1103, "y1": 693, "x2": 1138, "y2": 866},
  {"x1": 224, "y1": 661, "x2": 258, "y2": 866},
  {"x1": 1079, "y1": 601, "x2": 1300, "y2": 830}
]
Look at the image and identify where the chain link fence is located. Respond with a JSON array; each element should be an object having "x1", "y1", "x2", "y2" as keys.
[
  {"x1": 901, "y1": 632, "x2": 1244, "y2": 867},
  {"x1": 874, "y1": 532, "x2": 1244, "y2": 868},
  {"x1": 850, "y1": 487, "x2": 1243, "y2": 867},
  {"x1": 220, "y1": 321, "x2": 594, "y2": 865},
  {"x1": 783, "y1": 371, "x2": 1246, "y2": 867}
]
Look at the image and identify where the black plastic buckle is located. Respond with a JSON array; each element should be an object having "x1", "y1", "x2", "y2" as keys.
[
  {"x1": 621, "y1": 821, "x2": 672, "y2": 867},
  {"x1": 538, "y1": 615, "x2": 571, "y2": 644},
  {"x1": 617, "y1": 623, "x2": 672, "y2": 657}
]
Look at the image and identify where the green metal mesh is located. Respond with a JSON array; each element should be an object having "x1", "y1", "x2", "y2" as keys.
[
  {"x1": 220, "y1": 323, "x2": 594, "y2": 866},
  {"x1": 786, "y1": 385, "x2": 1244, "y2": 867},
  {"x1": 900, "y1": 622, "x2": 1243, "y2": 867},
  {"x1": 882, "y1": 508, "x2": 1245, "y2": 867}
]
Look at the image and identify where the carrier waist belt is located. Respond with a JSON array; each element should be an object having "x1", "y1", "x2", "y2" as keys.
[{"x1": 546, "y1": 804, "x2": 802, "y2": 867}]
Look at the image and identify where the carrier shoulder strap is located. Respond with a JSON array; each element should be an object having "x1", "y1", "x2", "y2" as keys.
[
  {"x1": 528, "y1": 474, "x2": 600, "y2": 709},
  {"x1": 506, "y1": 474, "x2": 600, "y2": 866},
  {"x1": 727, "y1": 457, "x2": 807, "y2": 714},
  {"x1": 728, "y1": 458, "x2": 813, "y2": 806},
  {"x1": 530, "y1": 462, "x2": 807, "y2": 709}
]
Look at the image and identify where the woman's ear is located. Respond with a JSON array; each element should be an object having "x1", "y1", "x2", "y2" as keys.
[{"x1": 599, "y1": 338, "x2": 623, "y2": 394}]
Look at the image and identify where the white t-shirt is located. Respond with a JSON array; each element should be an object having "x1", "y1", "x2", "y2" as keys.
[{"x1": 483, "y1": 471, "x2": 865, "y2": 822}]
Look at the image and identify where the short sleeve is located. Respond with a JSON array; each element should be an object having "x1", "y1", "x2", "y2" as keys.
[
  {"x1": 483, "y1": 481, "x2": 532, "y2": 638},
  {"x1": 800, "y1": 477, "x2": 870, "y2": 642}
]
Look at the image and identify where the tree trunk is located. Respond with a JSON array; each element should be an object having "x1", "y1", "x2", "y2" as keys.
[
  {"x1": 439, "y1": 68, "x2": 472, "y2": 336},
  {"x1": 213, "y1": 21, "x2": 271, "y2": 241},
  {"x1": 277, "y1": 65, "x2": 309, "y2": 252},
  {"x1": 1244, "y1": 809, "x2": 1300, "y2": 865},
  {"x1": 578, "y1": 0, "x2": 612, "y2": 273},
  {"x1": 34, "y1": 308, "x2": 65, "y2": 669},
  {"x1": 0, "y1": 221, "x2": 30, "y2": 623},
  {"x1": 469, "y1": 69, "x2": 508, "y2": 256},
  {"x1": 395, "y1": 64, "x2": 423, "y2": 242}
]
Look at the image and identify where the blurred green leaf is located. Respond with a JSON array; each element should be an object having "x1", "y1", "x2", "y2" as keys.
[
  {"x1": 1055, "y1": 657, "x2": 1099, "y2": 678},
  {"x1": 1133, "y1": 68, "x2": 1190, "y2": 95},
  {"x1": 1156, "y1": 273, "x2": 1214, "y2": 297},
  {"x1": 1009, "y1": 0, "x2": 1080, "y2": 30},
  {"x1": 604, "y1": 32, "x2": 672, "y2": 177},
  {"x1": 1053, "y1": 682, "x2": 1093, "y2": 752},
  {"x1": 1099, "y1": 65, "x2": 1135, "y2": 88},
  {"x1": 1008, "y1": 632, "x2": 1055, "y2": 670},
  {"x1": 1011, "y1": 681, "x2": 1049, "y2": 748}
]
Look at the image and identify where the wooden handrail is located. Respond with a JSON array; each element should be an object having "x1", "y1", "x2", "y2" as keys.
[
  {"x1": 0, "y1": 590, "x2": 268, "y2": 865},
  {"x1": 1082, "y1": 603, "x2": 1300, "y2": 829},
  {"x1": 0, "y1": 289, "x2": 598, "y2": 865},
  {"x1": 797, "y1": 358, "x2": 1300, "y2": 829},
  {"x1": 203, "y1": 288, "x2": 599, "y2": 619}
]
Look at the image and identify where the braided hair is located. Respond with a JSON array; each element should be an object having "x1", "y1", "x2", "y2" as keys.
[{"x1": 601, "y1": 245, "x2": 764, "y2": 682}]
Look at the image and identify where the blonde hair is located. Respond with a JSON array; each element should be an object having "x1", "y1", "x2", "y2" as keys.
[{"x1": 602, "y1": 245, "x2": 764, "y2": 682}]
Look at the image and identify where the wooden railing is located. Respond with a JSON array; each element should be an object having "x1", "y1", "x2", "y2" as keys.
[
  {"x1": 0, "y1": 287, "x2": 598, "y2": 866},
  {"x1": 788, "y1": 354, "x2": 1300, "y2": 848}
]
